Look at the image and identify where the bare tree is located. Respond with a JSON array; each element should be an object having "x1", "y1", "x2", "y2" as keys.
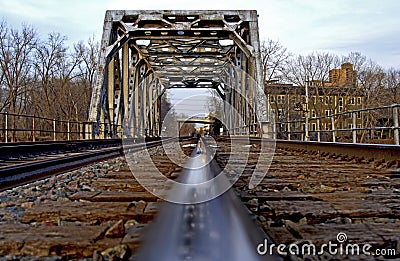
[
  {"x1": 75, "y1": 37, "x2": 99, "y2": 88},
  {"x1": 343, "y1": 52, "x2": 367, "y2": 73},
  {"x1": 32, "y1": 32, "x2": 85, "y2": 120},
  {"x1": 280, "y1": 52, "x2": 342, "y2": 120},
  {"x1": 352, "y1": 59, "x2": 386, "y2": 140},
  {"x1": 0, "y1": 62, "x2": 7, "y2": 112},
  {"x1": 65, "y1": 38, "x2": 99, "y2": 121},
  {"x1": 282, "y1": 52, "x2": 341, "y2": 86},
  {"x1": 384, "y1": 68, "x2": 400, "y2": 105},
  {"x1": 32, "y1": 32, "x2": 68, "y2": 118},
  {"x1": 73, "y1": 36, "x2": 99, "y2": 120},
  {"x1": 0, "y1": 21, "x2": 38, "y2": 141},
  {"x1": 260, "y1": 39, "x2": 291, "y2": 83},
  {"x1": 160, "y1": 94, "x2": 177, "y2": 135},
  {"x1": 0, "y1": 20, "x2": 100, "y2": 141},
  {"x1": 356, "y1": 59, "x2": 385, "y2": 108},
  {"x1": 207, "y1": 89, "x2": 224, "y2": 120}
]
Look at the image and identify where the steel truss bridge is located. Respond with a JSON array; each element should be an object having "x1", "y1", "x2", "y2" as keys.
[{"x1": 89, "y1": 10, "x2": 271, "y2": 139}]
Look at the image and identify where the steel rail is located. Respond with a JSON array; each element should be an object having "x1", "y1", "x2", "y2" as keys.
[
  {"x1": 0, "y1": 146, "x2": 122, "y2": 191},
  {"x1": 135, "y1": 137, "x2": 281, "y2": 260},
  {"x1": 0, "y1": 137, "x2": 196, "y2": 191},
  {"x1": 227, "y1": 136, "x2": 400, "y2": 163},
  {"x1": 0, "y1": 139, "x2": 122, "y2": 161}
]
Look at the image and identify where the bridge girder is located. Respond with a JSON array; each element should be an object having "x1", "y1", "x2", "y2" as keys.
[{"x1": 89, "y1": 10, "x2": 269, "y2": 138}]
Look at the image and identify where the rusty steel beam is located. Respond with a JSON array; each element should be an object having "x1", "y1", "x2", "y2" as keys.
[{"x1": 89, "y1": 10, "x2": 266, "y2": 138}]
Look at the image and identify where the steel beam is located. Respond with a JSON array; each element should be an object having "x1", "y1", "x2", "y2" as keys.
[{"x1": 89, "y1": 10, "x2": 267, "y2": 138}]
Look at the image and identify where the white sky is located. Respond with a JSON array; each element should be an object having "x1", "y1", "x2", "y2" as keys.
[
  {"x1": 1, "y1": 0, "x2": 399, "y2": 68},
  {"x1": 167, "y1": 89, "x2": 211, "y2": 117},
  {"x1": 1, "y1": 0, "x2": 399, "y2": 115}
]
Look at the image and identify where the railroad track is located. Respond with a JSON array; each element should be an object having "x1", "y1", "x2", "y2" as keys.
[
  {"x1": 0, "y1": 138, "x2": 191, "y2": 191},
  {"x1": 229, "y1": 136, "x2": 400, "y2": 164},
  {"x1": 0, "y1": 139, "x2": 121, "y2": 191},
  {"x1": 135, "y1": 137, "x2": 281, "y2": 260},
  {"x1": 217, "y1": 137, "x2": 400, "y2": 260},
  {"x1": 0, "y1": 137, "x2": 198, "y2": 259},
  {"x1": 0, "y1": 136, "x2": 399, "y2": 260}
]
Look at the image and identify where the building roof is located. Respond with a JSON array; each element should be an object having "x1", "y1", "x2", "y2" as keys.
[{"x1": 265, "y1": 83, "x2": 364, "y2": 96}]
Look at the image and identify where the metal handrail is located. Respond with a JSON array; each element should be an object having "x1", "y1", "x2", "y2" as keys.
[
  {"x1": 0, "y1": 112, "x2": 124, "y2": 142},
  {"x1": 267, "y1": 104, "x2": 400, "y2": 145}
]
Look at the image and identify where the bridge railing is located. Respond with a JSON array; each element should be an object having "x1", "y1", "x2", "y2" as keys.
[
  {"x1": 0, "y1": 112, "x2": 123, "y2": 143},
  {"x1": 268, "y1": 104, "x2": 400, "y2": 145}
]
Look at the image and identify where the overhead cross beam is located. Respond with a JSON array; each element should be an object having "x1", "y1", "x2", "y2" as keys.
[{"x1": 89, "y1": 10, "x2": 268, "y2": 138}]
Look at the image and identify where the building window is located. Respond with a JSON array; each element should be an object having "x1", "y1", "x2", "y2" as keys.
[
  {"x1": 277, "y1": 95, "x2": 285, "y2": 104},
  {"x1": 312, "y1": 96, "x2": 317, "y2": 104},
  {"x1": 311, "y1": 123, "x2": 316, "y2": 131},
  {"x1": 357, "y1": 111, "x2": 361, "y2": 119},
  {"x1": 311, "y1": 109, "x2": 316, "y2": 118},
  {"x1": 270, "y1": 95, "x2": 275, "y2": 102},
  {"x1": 357, "y1": 97, "x2": 362, "y2": 105},
  {"x1": 348, "y1": 124, "x2": 353, "y2": 129},
  {"x1": 325, "y1": 110, "x2": 331, "y2": 117},
  {"x1": 325, "y1": 96, "x2": 332, "y2": 105},
  {"x1": 348, "y1": 97, "x2": 355, "y2": 105},
  {"x1": 339, "y1": 97, "x2": 343, "y2": 107}
]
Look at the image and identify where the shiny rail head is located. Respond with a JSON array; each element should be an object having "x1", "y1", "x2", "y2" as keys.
[
  {"x1": 123, "y1": 136, "x2": 275, "y2": 204},
  {"x1": 165, "y1": 138, "x2": 229, "y2": 203},
  {"x1": 135, "y1": 199, "x2": 281, "y2": 261},
  {"x1": 134, "y1": 139, "x2": 281, "y2": 261}
]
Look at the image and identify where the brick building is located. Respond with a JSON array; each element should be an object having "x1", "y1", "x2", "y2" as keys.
[{"x1": 265, "y1": 63, "x2": 364, "y2": 140}]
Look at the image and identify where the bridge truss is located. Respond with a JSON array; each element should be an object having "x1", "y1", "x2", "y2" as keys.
[{"x1": 89, "y1": 10, "x2": 270, "y2": 138}]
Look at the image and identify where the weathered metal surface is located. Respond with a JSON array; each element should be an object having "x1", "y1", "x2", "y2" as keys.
[
  {"x1": 231, "y1": 136, "x2": 400, "y2": 164},
  {"x1": 1, "y1": 136, "x2": 400, "y2": 259},
  {"x1": 0, "y1": 139, "x2": 196, "y2": 259},
  {"x1": 89, "y1": 10, "x2": 266, "y2": 138},
  {"x1": 0, "y1": 139, "x2": 123, "y2": 191},
  {"x1": 274, "y1": 140, "x2": 400, "y2": 164},
  {"x1": 216, "y1": 137, "x2": 400, "y2": 259},
  {"x1": 135, "y1": 138, "x2": 281, "y2": 261}
]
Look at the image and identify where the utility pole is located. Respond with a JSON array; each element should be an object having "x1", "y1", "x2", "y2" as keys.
[{"x1": 304, "y1": 77, "x2": 309, "y2": 141}]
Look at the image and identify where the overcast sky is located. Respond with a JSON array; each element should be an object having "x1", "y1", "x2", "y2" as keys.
[
  {"x1": 1, "y1": 0, "x2": 399, "y2": 68},
  {"x1": 1, "y1": 0, "x2": 399, "y2": 115}
]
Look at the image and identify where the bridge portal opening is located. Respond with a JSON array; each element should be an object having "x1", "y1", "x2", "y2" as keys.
[
  {"x1": 92, "y1": 11, "x2": 278, "y2": 204},
  {"x1": 89, "y1": 10, "x2": 273, "y2": 139}
]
